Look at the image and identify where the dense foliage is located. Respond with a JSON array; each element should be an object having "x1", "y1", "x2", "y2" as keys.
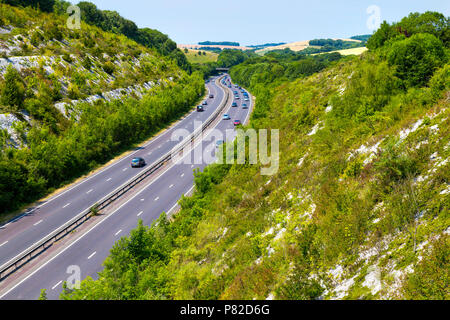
[
  {"x1": 230, "y1": 51, "x2": 343, "y2": 89},
  {"x1": 351, "y1": 35, "x2": 372, "y2": 43},
  {"x1": 385, "y1": 33, "x2": 447, "y2": 88},
  {"x1": 75, "y1": 1, "x2": 190, "y2": 71},
  {"x1": 216, "y1": 49, "x2": 257, "y2": 68},
  {"x1": 191, "y1": 49, "x2": 258, "y2": 79},
  {"x1": 367, "y1": 11, "x2": 449, "y2": 50},
  {"x1": 0, "y1": 0, "x2": 55, "y2": 12},
  {"x1": 61, "y1": 11, "x2": 449, "y2": 300}
]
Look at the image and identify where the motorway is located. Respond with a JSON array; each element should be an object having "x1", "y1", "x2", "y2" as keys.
[
  {"x1": 0, "y1": 77, "x2": 225, "y2": 270},
  {"x1": 0, "y1": 75, "x2": 253, "y2": 299}
]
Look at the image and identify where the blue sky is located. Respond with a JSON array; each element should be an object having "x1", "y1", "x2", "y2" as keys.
[{"x1": 83, "y1": 0, "x2": 449, "y2": 46}]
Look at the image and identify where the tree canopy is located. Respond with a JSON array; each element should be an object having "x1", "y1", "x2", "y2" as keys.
[
  {"x1": 0, "y1": 0, "x2": 55, "y2": 12},
  {"x1": 367, "y1": 11, "x2": 450, "y2": 50},
  {"x1": 386, "y1": 33, "x2": 447, "y2": 87}
]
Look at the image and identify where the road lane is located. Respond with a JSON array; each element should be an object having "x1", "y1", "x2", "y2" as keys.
[
  {"x1": 1, "y1": 75, "x2": 253, "y2": 300},
  {"x1": 0, "y1": 77, "x2": 224, "y2": 271}
]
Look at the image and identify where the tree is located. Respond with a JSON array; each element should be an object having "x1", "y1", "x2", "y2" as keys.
[
  {"x1": 38, "y1": 289, "x2": 47, "y2": 300},
  {"x1": 217, "y1": 49, "x2": 250, "y2": 68},
  {"x1": 77, "y1": 1, "x2": 104, "y2": 26},
  {"x1": 367, "y1": 21, "x2": 399, "y2": 50},
  {"x1": 100, "y1": 10, "x2": 138, "y2": 39},
  {"x1": 1, "y1": 0, "x2": 55, "y2": 12},
  {"x1": 53, "y1": 0, "x2": 71, "y2": 15},
  {"x1": 387, "y1": 33, "x2": 447, "y2": 87},
  {"x1": 367, "y1": 12, "x2": 450, "y2": 50},
  {"x1": 0, "y1": 65, "x2": 26, "y2": 111},
  {"x1": 397, "y1": 11, "x2": 450, "y2": 47}
]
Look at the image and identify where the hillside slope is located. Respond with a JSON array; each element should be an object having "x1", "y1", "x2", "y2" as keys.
[
  {"x1": 60, "y1": 12, "x2": 449, "y2": 300},
  {"x1": 0, "y1": 4, "x2": 204, "y2": 216}
]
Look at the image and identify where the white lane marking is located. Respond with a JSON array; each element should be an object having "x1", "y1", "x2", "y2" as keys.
[
  {"x1": 106, "y1": 178, "x2": 112, "y2": 182},
  {"x1": 169, "y1": 184, "x2": 174, "y2": 189},
  {"x1": 63, "y1": 203, "x2": 70, "y2": 208},
  {"x1": 122, "y1": 168, "x2": 128, "y2": 172},
  {"x1": 191, "y1": 165, "x2": 194, "y2": 168},
  {"x1": 140, "y1": 198, "x2": 145, "y2": 201},
  {"x1": 86, "y1": 189, "x2": 93, "y2": 194},
  {"x1": 52, "y1": 281, "x2": 62, "y2": 290},
  {"x1": 0, "y1": 241, "x2": 8, "y2": 247},
  {"x1": 181, "y1": 173, "x2": 185, "y2": 178},
  {"x1": 0, "y1": 77, "x2": 229, "y2": 300},
  {"x1": 115, "y1": 230, "x2": 122, "y2": 236},
  {"x1": 147, "y1": 151, "x2": 152, "y2": 155},
  {"x1": 137, "y1": 211, "x2": 143, "y2": 217},
  {"x1": 154, "y1": 197, "x2": 159, "y2": 201},
  {"x1": 34, "y1": 220, "x2": 43, "y2": 226},
  {"x1": 87, "y1": 252, "x2": 96, "y2": 260},
  {"x1": 12, "y1": 93, "x2": 201, "y2": 215}
]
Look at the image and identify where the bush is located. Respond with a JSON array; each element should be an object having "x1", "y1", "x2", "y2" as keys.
[
  {"x1": 0, "y1": 65, "x2": 26, "y2": 111},
  {"x1": 367, "y1": 11, "x2": 450, "y2": 50},
  {"x1": 102, "y1": 61, "x2": 115, "y2": 75},
  {"x1": 30, "y1": 31, "x2": 44, "y2": 47},
  {"x1": 429, "y1": 64, "x2": 450, "y2": 99},
  {"x1": 82, "y1": 56, "x2": 92, "y2": 70},
  {"x1": 402, "y1": 235, "x2": 449, "y2": 300},
  {"x1": 374, "y1": 138, "x2": 418, "y2": 188},
  {"x1": 386, "y1": 33, "x2": 447, "y2": 88},
  {"x1": 62, "y1": 52, "x2": 73, "y2": 63},
  {"x1": 44, "y1": 21, "x2": 63, "y2": 41}
]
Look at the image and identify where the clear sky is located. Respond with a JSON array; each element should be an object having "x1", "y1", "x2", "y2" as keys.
[{"x1": 83, "y1": 0, "x2": 449, "y2": 46}]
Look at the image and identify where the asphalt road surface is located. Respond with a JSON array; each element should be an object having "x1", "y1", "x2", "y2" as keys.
[
  {"x1": 0, "y1": 75, "x2": 253, "y2": 300},
  {"x1": 0, "y1": 77, "x2": 225, "y2": 270}
]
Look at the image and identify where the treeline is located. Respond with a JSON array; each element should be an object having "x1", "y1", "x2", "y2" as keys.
[
  {"x1": 198, "y1": 41, "x2": 240, "y2": 46},
  {"x1": 74, "y1": 1, "x2": 190, "y2": 71},
  {"x1": 248, "y1": 42, "x2": 287, "y2": 49},
  {"x1": 0, "y1": 0, "x2": 55, "y2": 12},
  {"x1": 367, "y1": 11, "x2": 449, "y2": 49},
  {"x1": 302, "y1": 38, "x2": 364, "y2": 54},
  {"x1": 191, "y1": 49, "x2": 258, "y2": 78},
  {"x1": 196, "y1": 47, "x2": 222, "y2": 53},
  {"x1": 0, "y1": 72, "x2": 205, "y2": 215},
  {"x1": 350, "y1": 34, "x2": 372, "y2": 43},
  {"x1": 230, "y1": 51, "x2": 343, "y2": 89}
]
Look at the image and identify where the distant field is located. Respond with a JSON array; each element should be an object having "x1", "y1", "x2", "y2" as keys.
[
  {"x1": 184, "y1": 49, "x2": 219, "y2": 64},
  {"x1": 255, "y1": 38, "x2": 364, "y2": 55},
  {"x1": 329, "y1": 47, "x2": 368, "y2": 56},
  {"x1": 255, "y1": 40, "x2": 310, "y2": 55},
  {"x1": 178, "y1": 44, "x2": 252, "y2": 51}
]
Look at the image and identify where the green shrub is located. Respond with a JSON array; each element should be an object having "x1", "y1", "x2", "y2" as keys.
[
  {"x1": 0, "y1": 65, "x2": 26, "y2": 111},
  {"x1": 30, "y1": 31, "x2": 44, "y2": 47},
  {"x1": 62, "y1": 52, "x2": 73, "y2": 63},
  {"x1": 402, "y1": 235, "x2": 449, "y2": 300},
  {"x1": 386, "y1": 33, "x2": 447, "y2": 88},
  {"x1": 102, "y1": 61, "x2": 115, "y2": 75}
]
